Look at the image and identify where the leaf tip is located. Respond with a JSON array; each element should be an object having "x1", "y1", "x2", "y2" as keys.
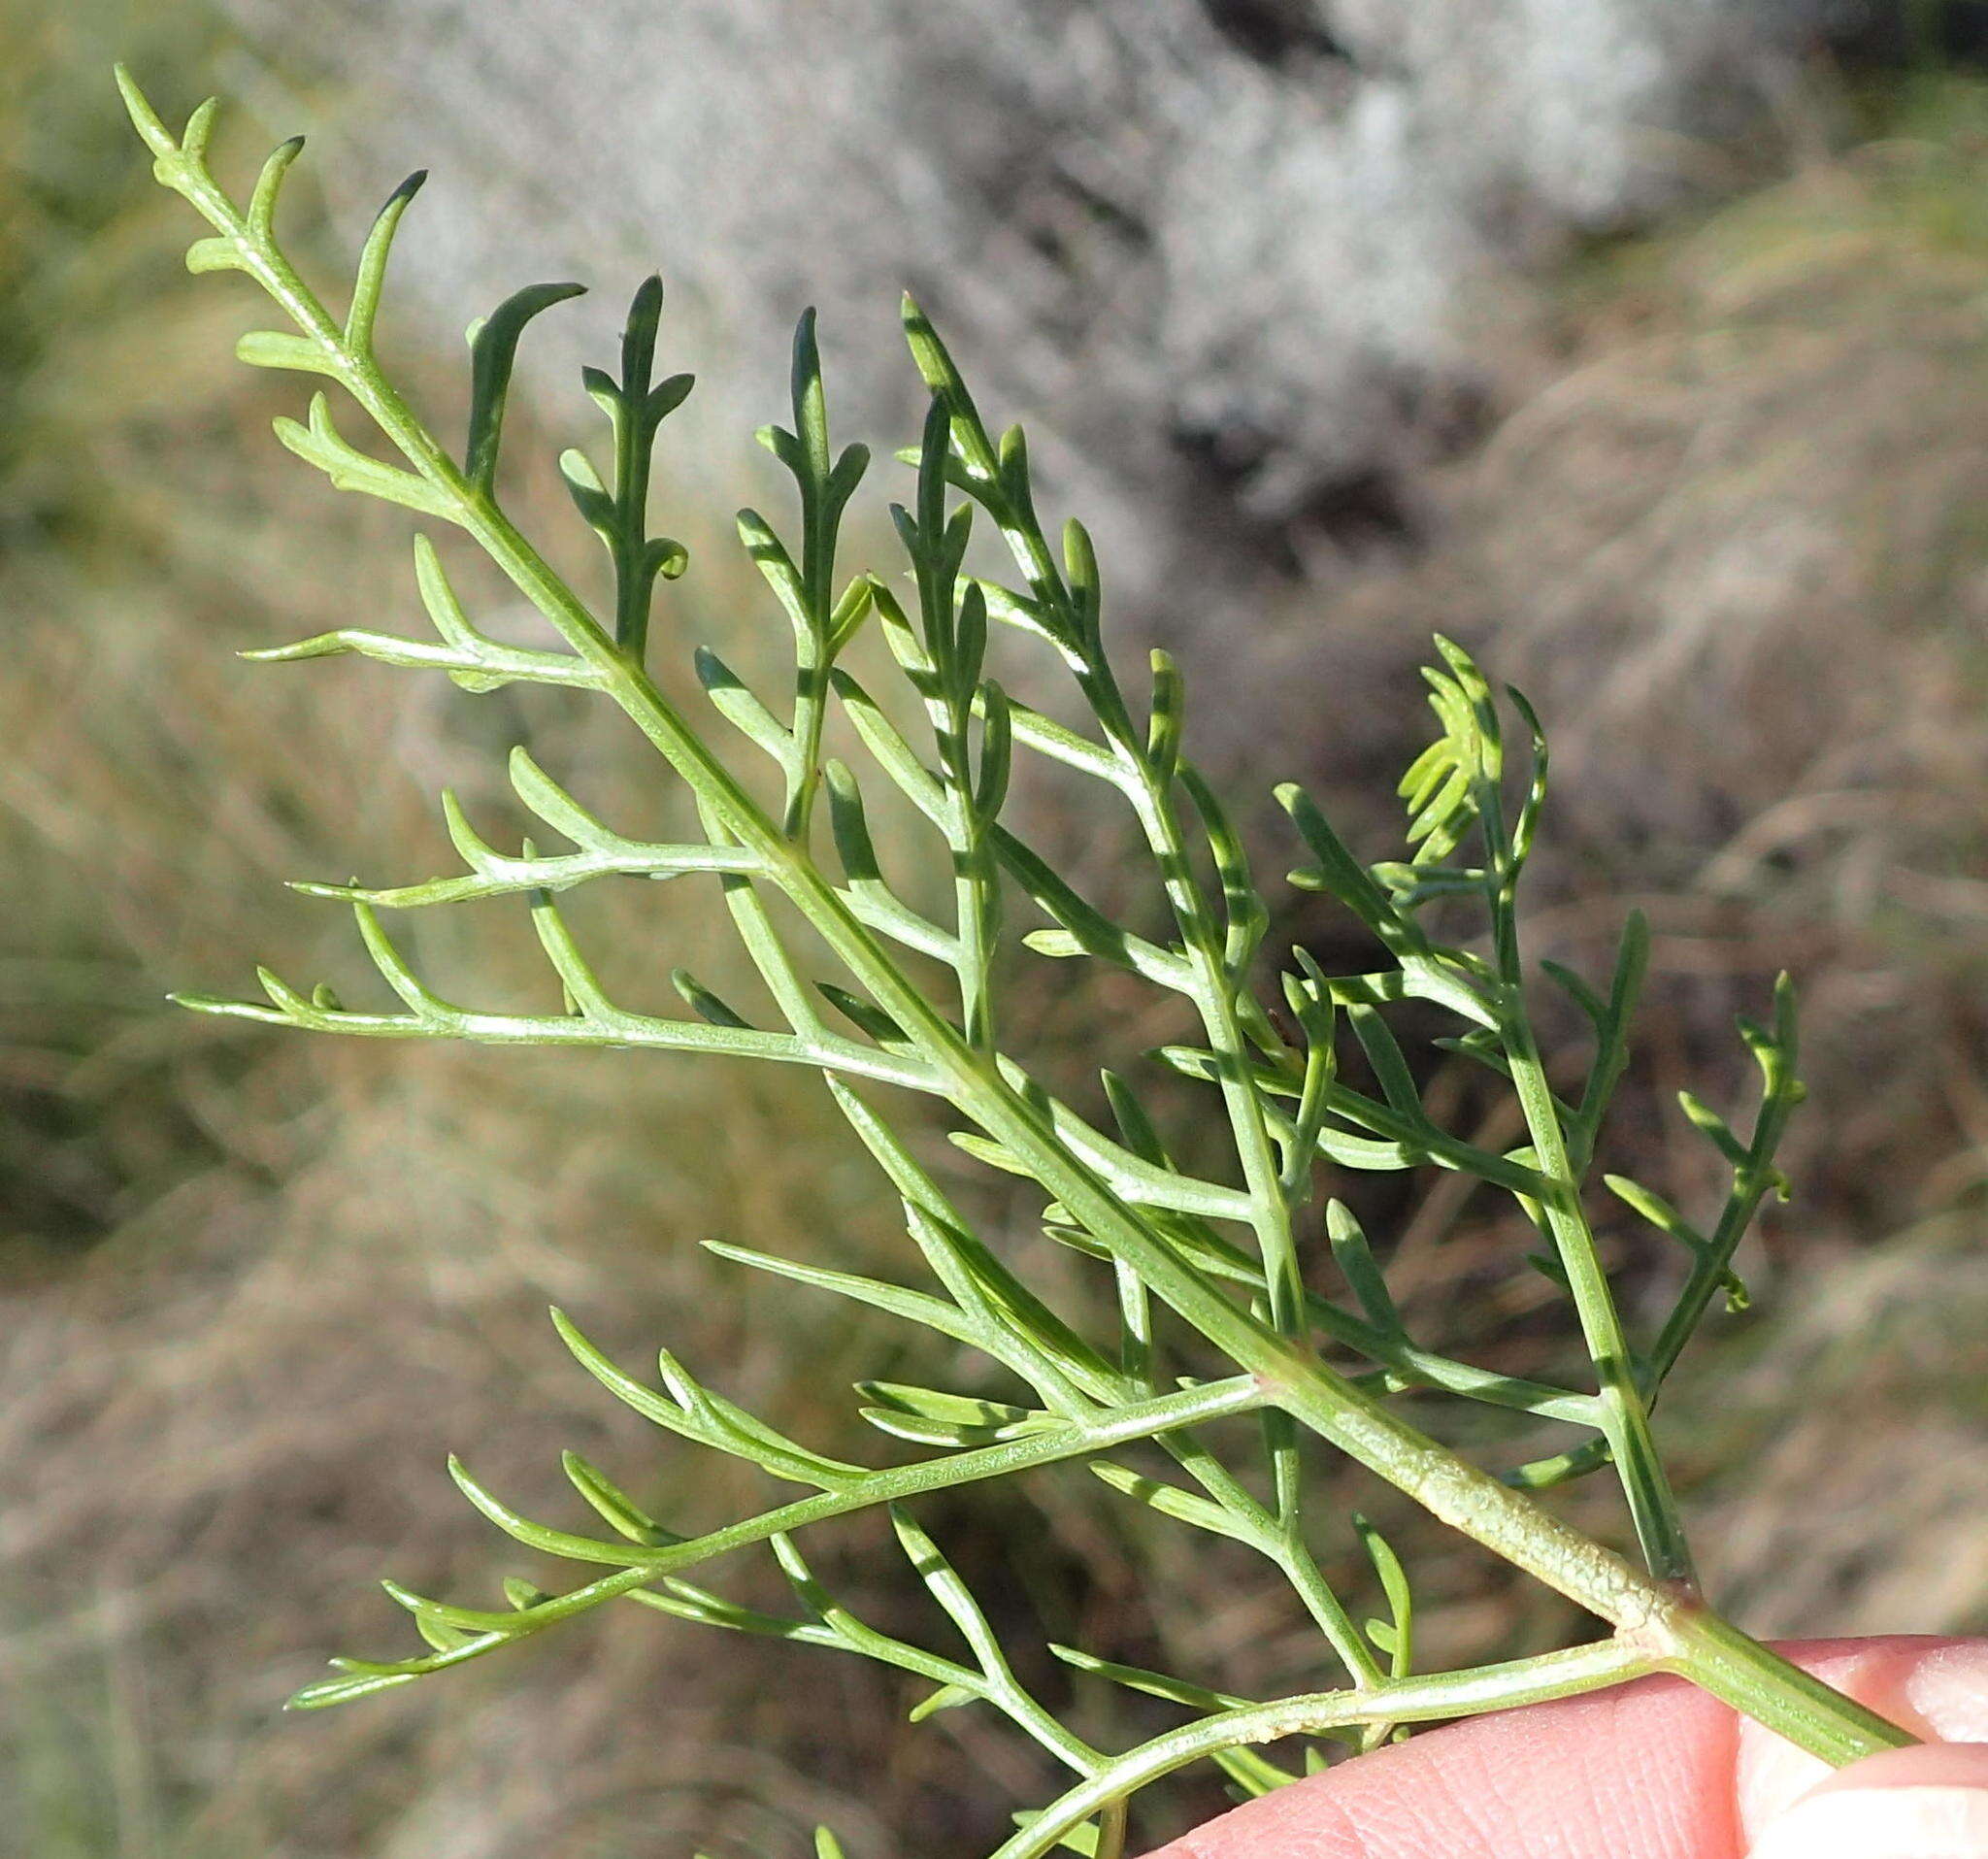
[{"x1": 113, "y1": 64, "x2": 170, "y2": 149}]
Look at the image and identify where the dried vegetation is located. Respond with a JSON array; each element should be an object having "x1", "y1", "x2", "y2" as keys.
[{"x1": 3, "y1": 18, "x2": 1984, "y2": 1857}]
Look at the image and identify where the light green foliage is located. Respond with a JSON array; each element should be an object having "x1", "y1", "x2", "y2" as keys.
[{"x1": 118, "y1": 68, "x2": 1914, "y2": 1856}]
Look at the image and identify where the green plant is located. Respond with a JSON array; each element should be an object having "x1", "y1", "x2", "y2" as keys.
[{"x1": 116, "y1": 69, "x2": 1917, "y2": 1858}]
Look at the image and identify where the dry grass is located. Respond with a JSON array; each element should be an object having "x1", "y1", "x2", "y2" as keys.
[
  {"x1": 0, "y1": 17, "x2": 1029, "y2": 1855},
  {"x1": 1466, "y1": 109, "x2": 1988, "y2": 1243},
  {"x1": 1254, "y1": 71, "x2": 1988, "y2": 1652},
  {"x1": 4, "y1": 24, "x2": 1988, "y2": 1859}
]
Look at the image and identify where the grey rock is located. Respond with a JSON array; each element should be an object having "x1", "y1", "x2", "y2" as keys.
[{"x1": 218, "y1": 0, "x2": 1862, "y2": 684}]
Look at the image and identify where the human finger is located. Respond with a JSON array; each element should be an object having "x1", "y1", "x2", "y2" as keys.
[{"x1": 1143, "y1": 1637, "x2": 1988, "y2": 1859}]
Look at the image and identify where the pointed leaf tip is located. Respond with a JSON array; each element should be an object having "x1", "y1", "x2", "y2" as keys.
[
  {"x1": 115, "y1": 66, "x2": 177, "y2": 155},
  {"x1": 465, "y1": 281, "x2": 588, "y2": 495}
]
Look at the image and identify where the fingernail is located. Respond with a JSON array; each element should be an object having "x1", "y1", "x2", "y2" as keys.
[
  {"x1": 1740, "y1": 1643, "x2": 1988, "y2": 1837},
  {"x1": 1906, "y1": 1646, "x2": 1988, "y2": 1743},
  {"x1": 1749, "y1": 1782, "x2": 1988, "y2": 1858},
  {"x1": 1750, "y1": 1746, "x2": 1988, "y2": 1858}
]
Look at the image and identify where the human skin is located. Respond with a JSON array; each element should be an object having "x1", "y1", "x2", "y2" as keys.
[{"x1": 1145, "y1": 1638, "x2": 1988, "y2": 1859}]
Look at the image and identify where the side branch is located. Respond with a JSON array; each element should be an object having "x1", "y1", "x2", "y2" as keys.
[
  {"x1": 176, "y1": 983, "x2": 934, "y2": 1093},
  {"x1": 991, "y1": 1639, "x2": 1660, "y2": 1859},
  {"x1": 293, "y1": 1373, "x2": 1270, "y2": 1706}
]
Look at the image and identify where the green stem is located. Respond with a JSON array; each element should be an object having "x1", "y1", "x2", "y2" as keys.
[
  {"x1": 998, "y1": 1617, "x2": 1912, "y2": 1859},
  {"x1": 1503, "y1": 1008, "x2": 1697, "y2": 1586},
  {"x1": 1651, "y1": 1065, "x2": 1800, "y2": 1381},
  {"x1": 784, "y1": 628, "x2": 827, "y2": 840},
  {"x1": 939, "y1": 375, "x2": 1375, "y2": 1681},
  {"x1": 948, "y1": 755, "x2": 1000, "y2": 1054},
  {"x1": 1130, "y1": 775, "x2": 1373, "y2": 1676},
  {"x1": 1470, "y1": 728, "x2": 1690, "y2": 1578},
  {"x1": 611, "y1": 383, "x2": 655, "y2": 663},
  {"x1": 302, "y1": 1375, "x2": 1275, "y2": 1702},
  {"x1": 993, "y1": 1638, "x2": 1662, "y2": 1859},
  {"x1": 1662, "y1": 1609, "x2": 1915, "y2": 1766}
]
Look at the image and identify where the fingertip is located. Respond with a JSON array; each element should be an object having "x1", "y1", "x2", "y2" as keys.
[
  {"x1": 1747, "y1": 1754, "x2": 1988, "y2": 1859},
  {"x1": 1149, "y1": 1641, "x2": 1988, "y2": 1859},
  {"x1": 1903, "y1": 1643, "x2": 1988, "y2": 1744},
  {"x1": 1808, "y1": 1744, "x2": 1988, "y2": 1795},
  {"x1": 1740, "y1": 1640, "x2": 1988, "y2": 1840}
]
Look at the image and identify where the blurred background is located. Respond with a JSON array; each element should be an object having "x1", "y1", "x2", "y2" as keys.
[{"x1": 5, "y1": 1, "x2": 1987, "y2": 1853}]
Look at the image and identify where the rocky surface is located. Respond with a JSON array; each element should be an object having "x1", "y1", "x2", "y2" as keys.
[{"x1": 219, "y1": 0, "x2": 1871, "y2": 657}]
